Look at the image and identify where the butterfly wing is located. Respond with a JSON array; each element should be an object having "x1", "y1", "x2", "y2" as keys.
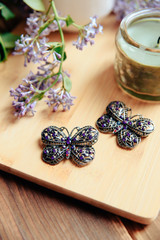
[
  {"x1": 96, "y1": 114, "x2": 123, "y2": 134},
  {"x1": 71, "y1": 126, "x2": 99, "y2": 146},
  {"x1": 42, "y1": 145, "x2": 66, "y2": 165},
  {"x1": 130, "y1": 118, "x2": 154, "y2": 137},
  {"x1": 107, "y1": 101, "x2": 129, "y2": 120},
  {"x1": 71, "y1": 145, "x2": 95, "y2": 167},
  {"x1": 41, "y1": 126, "x2": 67, "y2": 165},
  {"x1": 70, "y1": 126, "x2": 98, "y2": 166},
  {"x1": 41, "y1": 126, "x2": 67, "y2": 145},
  {"x1": 117, "y1": 129, "x2": 141, "y2": 149}
]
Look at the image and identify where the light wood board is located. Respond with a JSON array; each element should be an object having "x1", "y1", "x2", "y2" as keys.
[{"x1": 0, "y1": 15, "x2": 160, "y2": 224}]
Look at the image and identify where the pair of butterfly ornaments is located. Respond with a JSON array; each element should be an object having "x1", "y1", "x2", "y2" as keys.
[{"x1": 41, "y1": 101, "x2": 154, "y2": 167}]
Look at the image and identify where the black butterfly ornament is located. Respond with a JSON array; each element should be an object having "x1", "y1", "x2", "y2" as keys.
[
  {"x1": 41, "y1": 126, "x2": 99, "y2": 167},
  {"x1": 96, "y1": 101, "x2": 154, "y2": 149}
]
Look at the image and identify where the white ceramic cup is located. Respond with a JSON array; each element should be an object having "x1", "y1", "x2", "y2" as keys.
[{"x1": 44, "y1": 0, "x2": 115, "y2": 25}]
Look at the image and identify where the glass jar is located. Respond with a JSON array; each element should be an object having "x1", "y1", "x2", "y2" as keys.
[{"x1": 114, "y1": 9, "x2": 160, "y2": 101}]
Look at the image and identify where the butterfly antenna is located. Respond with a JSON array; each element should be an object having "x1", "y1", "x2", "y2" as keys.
[
  {"x1": 69, "y1": 127, "x2": 80, "y2": 137},
  {"x1": 130, "y1": 114, "x2": 142, "y2": 119},
  {"x1": 60, "y1": 127, "x2": 69, "y2": 135},
  {"x1": 125, "y1": 107, "x2": 132, "y2": 116}
]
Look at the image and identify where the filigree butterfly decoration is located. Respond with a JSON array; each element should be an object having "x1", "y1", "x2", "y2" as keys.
[
  {"x1": 96, "y1": 101, "x2": 154, "y2": 149},
  {"x1": 41, "y1": 126, "x2": 99, "y2": 167}
]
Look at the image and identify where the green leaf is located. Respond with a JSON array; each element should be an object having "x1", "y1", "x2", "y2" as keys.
[
  {"x1": 38, "y1": 18, "x2": 53, "y2": 34},
  {"x1": 1, "y1": 33, "x2": 19, "y2": 48},
  {"x1": 0, "y1": 35, "x2": 8, "y2": 62},
  {"x1": 54, "y1": 46, "x2": 67, "y2": 61},
  {"x1": 0, "y1": 3, "x2": 15, "y2": 20},
  {"x1": 23, "y1": 0, "x2": 45, "y2": 12},
  {"x1": 30, "y1": 92, "x2": 45, "y2": 102},
  {"x1": 65, "y1": 15, "x2": 74, "y2": 27},
  {"x1": 64, "y1": 75, "x2": 72, "y2": 92},
  {"x1": 37, "y1": 92, "x2": 45, "y2": 100},
  {"x1": 47, "y1": 42, "x2": 62, "y2": 47},
  {"x1": 0, "y1": 33, "x2": 19, "y2": 62}
]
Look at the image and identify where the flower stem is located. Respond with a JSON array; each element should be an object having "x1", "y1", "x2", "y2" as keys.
[
  {"x1": 43, "y1": 0, "x2": 65, "y2": 92},
  {"x1": 58, "y1": 16, "x2": 83, "y2": 30},
  {"x1": 38, "y1": 17, "x2": 55, "y2": 35},
  {"x1": 72, "y1": 22, "x2": 83, "y2": 30},
  {"x1": 29, "y1": 0, "x2": 66, "y2": 103},
  {"x1": 51, "y1": 1, "x2": 65, "y2": 72},
  {"x1": 35, "y1": 72, "x2": 59, "y2": 93},
  {"x1": 45, "y1": 2, "x2": 52, "y2": 16}
]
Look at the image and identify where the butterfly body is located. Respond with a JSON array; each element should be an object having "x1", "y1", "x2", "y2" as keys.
[
  {"x1": 41, "y1": 126, "x2": 99, "y2": 166},
  {"x1": 96, "y1": 101, "x2": 154, "y2": 149}
]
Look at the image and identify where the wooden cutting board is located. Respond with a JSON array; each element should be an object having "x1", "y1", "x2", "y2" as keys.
[{"x1": 0, "y1": 15, "x2": 160, "y2": 224}]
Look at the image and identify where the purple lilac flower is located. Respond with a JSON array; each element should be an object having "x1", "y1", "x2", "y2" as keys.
[
  {"x1": 11, "y1": 99, "x2": 37, "y2": 118},
  {"x1": 10, "y1": 80, "x2": 37, "y2": 117},
  {"x1": 10, "y1": 69, "x2": 73, "y2": 117},
  {"x1": 13, "y1": 34, "x2": 35, "y2": 66},
  {"x1": 73, "y1": 16, "x2": 103, "y2": 50},
  {"x1": 46, "y1": 88, "x2": 76, "y2": 111},
  {"x1": 13, "y1": 11, "x2": 66, "y2": 67},
  {"x1": 26, "y1": 11, "x2": 66, "y2": 37},
  {"x1": 14, "y1": 34, "x2": 63, "y2": 67},
  {"x1": 10, "y1": 70, "x2": 52, "y2": 117},
  {"x1": 13, "y1": 35, "x2": 50, "y2": 66},
  {"x1": 11, "y1": 9, "x2": 102, "y2": 118},
  {"x1": 38, "y1": 61, "x2": 57, "y2": 75},
  {"x1": 114, "y1": 0, "x2": 160, "y2": 21},
  {"x1": 51, "y1": 70, "x2": 71, "y2": 84},
  {"x1": 139, "y1": 0, "x2": 160, "y2": 8},
  {"x1": 23, "y1": 71, "x2": 51, "y2": 90},
  {"x1": 49, "y1": 19, "x2": 66, "y2": 33}
]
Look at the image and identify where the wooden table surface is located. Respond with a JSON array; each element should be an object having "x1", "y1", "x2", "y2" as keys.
[
  {"x1": 1, "y1": 14, "x2": 160, "y2": 240},
  {"x1": 0, "y1": 170, "x2": 160, "y2": 240}
]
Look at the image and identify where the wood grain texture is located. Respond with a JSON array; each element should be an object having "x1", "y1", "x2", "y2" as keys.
[
  {"x1": 0, "y1": 171, "x2": 132, "y2": 240},
  {"x1": 0, "y1": 15, "x2": 160, "y2": 225},
  {"x1": 1, "y1": 170, "x2": 160, "y2": 240},
  {"x1": 122, "y1": 216, "x2": 160, "y2": 240}
]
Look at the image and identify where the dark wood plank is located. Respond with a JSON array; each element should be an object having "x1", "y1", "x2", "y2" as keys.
[
  {"x1": 0, "y1": 170, "x2": 132, "y2": 240},
  {"x1": 1, "y1": 170, "x2": 160, "y2": 240},
  {"x1": 122, "y1": 215, "x2": 160, "y2": 240}
]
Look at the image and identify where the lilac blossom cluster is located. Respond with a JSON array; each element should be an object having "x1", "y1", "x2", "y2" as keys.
[
  {"x1": 46, "y1": 88, "x2": 76, "y2": 112},
  {"x1": 73, "y1": 16, "x2": 103, "y2": 50},
  {"x1": 10, "y1": 72, "x2": 37, "y2": 117},
  {"x1": 10, "y1": 7, "x2": 102, "y2": 118},
  {"x1": 114, "y1": 0, "x2": 160, "y2": 20},
  {"x1": 13, "y1": 11, "x2": 66, "y2": 66},
  {"x1": 25, "y1": 11, "x2": 66, "y2": 37},
  {"x1": 11, "y1": 11, "x2": 73, "y2": 117}
]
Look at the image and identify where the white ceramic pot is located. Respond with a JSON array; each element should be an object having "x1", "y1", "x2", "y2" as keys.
[{"x1": 44, "y1": 0, "x2": 115, "y2": 25}]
